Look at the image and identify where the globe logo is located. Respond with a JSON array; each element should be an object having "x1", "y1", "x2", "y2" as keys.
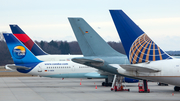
[
  {"x1": 12, "y1": 46, "x2": 26, "y2": 59},
  {"x1": 129, "y1": 33, "x2": 171, "y2": 64}
]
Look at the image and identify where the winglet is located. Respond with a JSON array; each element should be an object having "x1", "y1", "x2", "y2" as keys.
[{"x1": 110, "y1": 10, "x2": 172, "y2": 64}]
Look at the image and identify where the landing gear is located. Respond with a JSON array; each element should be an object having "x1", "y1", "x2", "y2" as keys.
[
  {"x1": 174, "y1": 86, "x2": 180, "y2": 91},
  {"x1": 111, "y1": 75, "x2": 129, "y2": 91},
  {"x1": 157, "y1": 82, "x2": 168, "y2": 86},
  {"x1": 102, "y1": 75, "x2": 113, "y2": 86},
  {"x1": 102, "y1": 82, "x2": 112, "y2": 86}
]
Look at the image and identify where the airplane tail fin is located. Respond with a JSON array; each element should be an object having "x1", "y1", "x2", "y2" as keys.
[
  {"x1": 110, "y1": 10, "x2": 172, "y2": 64},
  {"x1": 9, "y1": 25, "x2": 48, "y2": 56},
  {"x1": 3, "y1": 33, "x2": 42, "y2": 65},
  {"x1": 68, "y1": 18, "x2": 123, "y2": 56}
]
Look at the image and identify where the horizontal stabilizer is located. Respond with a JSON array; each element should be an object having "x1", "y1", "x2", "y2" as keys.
[
  {"x1": 72, "y1": 58, "x2": 103, "y2": 64},
  {"x1": 5, "y1": 64, "x2": 31, "y2": 70},
  {"x1": 72, "y1": 57, "x2": 104, "y2": 67},
  {"x1": 120, "y1": 64, "x2": 160, "y2": 73}
]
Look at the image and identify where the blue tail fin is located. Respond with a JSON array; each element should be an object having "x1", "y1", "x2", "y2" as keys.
[
  {"x1": 9, "y1": 24, "x2": 47, "y2": 56},
  {"x1": 68, "y1": 18, "x2": 123, "y2": 56},
  {"x1": 110, "y1": 10, "x2": 172, "y2": 64},
  {"x1": 3, "y1": 33, "x2": 42, "y2": 64}
]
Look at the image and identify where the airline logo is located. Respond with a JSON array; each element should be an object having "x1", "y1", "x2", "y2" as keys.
[
  {"x1": 13, "y1": 46, "x2": 26, "y2": 59},
  {"x1": 129, "y1": 33, "x2": 172, "y2": 64}
]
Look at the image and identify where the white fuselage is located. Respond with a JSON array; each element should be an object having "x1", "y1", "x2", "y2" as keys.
[
  {"x1": 117, "y1": 58, "x2": 180, "y2": 86},
  {"x1": 6, "y1": 54, "x2": 108, "y2": 78},
  {"x1": 36, "y1": 54, "x2": 83, "y2": 61},
  {"x1": 28, "y1": 61, "x2": 104, "y2": 78}
]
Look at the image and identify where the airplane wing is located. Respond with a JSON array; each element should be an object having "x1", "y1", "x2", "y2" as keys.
[
  {"x1": 5, "y1": 64, "x2": 31, "y2": 70},
  {"x1": 120, "y1": 64, "x2": 160, "y2": 72},
  {"x1": 110, "y1": 64, "x2": 160, "y2": 73}
]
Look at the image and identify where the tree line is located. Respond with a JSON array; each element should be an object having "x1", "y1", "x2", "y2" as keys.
[{"x1": 0, "y1": 40, "x2": 126, "y2": 66}]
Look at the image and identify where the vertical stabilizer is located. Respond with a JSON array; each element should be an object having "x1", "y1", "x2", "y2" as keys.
[
  {"x1": 10, "y1": 25, "x2": 47, "y2": 56},
  {"x1": 110, "y1": 10, "x2": 172, "y2": 64},
  {"x1": 68, "y1": 18, "x2": 123, "y2": 56},
  {"x1": 3, "y1": 33, "x2": 42, "y2": 64}
]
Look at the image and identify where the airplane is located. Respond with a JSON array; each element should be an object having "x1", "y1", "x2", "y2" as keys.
[
  {"x1": 9, "y1": 24, "x2": 83, "y2": 61},
  {"x1": 8, "y1": 25, "x2": 139, "y2": 85},
  {"x1": 3, "y1": 33, "x2": 110, "y2": 80},
  {"x1": 68, "y1": 18, "x2": 139, "y2": 85},
  {"x1": 110, "y1": 10, "x2": 180, "y2": 91}
]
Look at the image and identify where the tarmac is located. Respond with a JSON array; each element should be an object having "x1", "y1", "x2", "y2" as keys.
[{"x1": 0, "y1": 77, "x2": 180, "y2": 101}]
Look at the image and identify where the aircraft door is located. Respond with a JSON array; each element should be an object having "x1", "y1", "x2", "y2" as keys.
[
  {"x1": 71, "y1": 65, "x2": 76, "y2": 71},
  {"x1": 175, "y1": 64, "x2": 180, "y2": 74},
  {"x1": 38, "y1": 65, "x2": 42, "y2": 72}
]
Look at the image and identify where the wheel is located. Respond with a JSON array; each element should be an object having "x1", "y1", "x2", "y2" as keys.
[
  {"x1": 174, "y1": 86, "x2": 180, "y2": 91},
  {"x1": 102, "y1": 82, "x2": 105, "y2": 86},
  {"x1": 104, "y1": 83, "x2": 108, "y2": 86},
  {"x1": 103, "y1": 83, "x2": 110, "y2": 86},
  {"x1": 108, "y1": 83, "x2": 112, "y2": 86},
  {"x1": 158, "y1": 82, "x2": 168, "y2": 86}
]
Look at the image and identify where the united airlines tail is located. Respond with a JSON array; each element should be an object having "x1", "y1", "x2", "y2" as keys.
[
  {"x1": 68, "y1": 18, "x2": 123, "y2": 56},
  {"x1": 3, "y1": 33, "x2": 42, "y2": 73},
  {"x1": 9, "y1": 25, "x2": 47, "y2": 56},
  {"x1": 110, "y1": 10, "x2": 172, "y2": 64}
]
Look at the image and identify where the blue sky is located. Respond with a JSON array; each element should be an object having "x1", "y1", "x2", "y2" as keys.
[{"x1": 1, "y1": 0, "x2": 180, "y2": 51}]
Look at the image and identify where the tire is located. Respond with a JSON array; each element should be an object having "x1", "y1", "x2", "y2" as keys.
[
  {"x1": 174, "y1": 86, "x2": 179, "y2": 91},
  {"x1": 102, "y1": 82, "x2": 105, "y2": 86},
  {"x1": 108, "y1": 83, "x2": 112, "y2": 86}
]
